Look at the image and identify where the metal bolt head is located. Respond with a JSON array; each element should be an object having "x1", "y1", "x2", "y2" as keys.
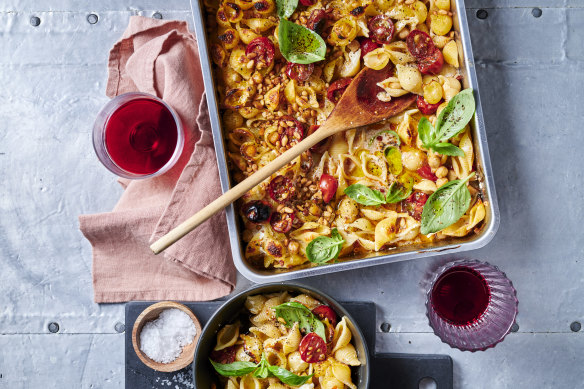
[
  {"x1": 153, "y1": 12, "x2": 163, "y2": 20},
  {"x1": 87, "y1": 14, "x2": 99, "y2": 24},
  {"x1": 570, "y1": 321, "x2": 581, "y2": 332},
  {"x1": 48, "y1": 322, "x2": 59, "y2": 333},
  {"x1": 115, "y1": 322, "x2": 125, "y2": 333},
  {"x1": 380, "y1": 322, "x2": 391, "y2": 333},
  {"x1": 532, "y1": 8, "x2": 542, "y2": 18},
  {"x1": 511, "y1": 322, "x2": 519, "y2": 333},
  {"x1": 476, "y1": 9, "x2": 488, "y2": 20},
  {"x1": 30, "y1": 16, "x2": 41, "y2": 27}
]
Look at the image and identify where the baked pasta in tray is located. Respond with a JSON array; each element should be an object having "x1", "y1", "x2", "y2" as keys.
[
  {"x1": 209, "y1": 291, "x2": 362, "y2": 388},
  {"x1": 202, "y1": 0, "x2": 488, "y2": 270}
]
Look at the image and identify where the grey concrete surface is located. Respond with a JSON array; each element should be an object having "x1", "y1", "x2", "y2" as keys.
[{"x1": 0, "y1": 0, "x2": 583, "y2": 388}]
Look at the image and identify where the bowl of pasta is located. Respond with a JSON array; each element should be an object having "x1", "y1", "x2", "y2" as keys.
[
  {"x1": 193, "y1": 283, "x2": 369, "y2": 389},
  {"x1": 190, "y1": 0, "x2": 500, "y2": 281}
]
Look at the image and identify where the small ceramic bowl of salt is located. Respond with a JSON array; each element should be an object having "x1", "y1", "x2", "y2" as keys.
[{"x1": 132, "y1": 301, "x2": 202, "y2": 372}]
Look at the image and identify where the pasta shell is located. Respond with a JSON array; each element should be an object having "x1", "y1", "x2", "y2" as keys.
[{"x1": 334, "y1": 344, "x2": 361, "y2": 366}]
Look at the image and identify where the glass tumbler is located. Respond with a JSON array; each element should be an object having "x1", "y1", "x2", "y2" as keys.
[{"x1": 426, "y1": 259, "x2": 518, "y2": 351}]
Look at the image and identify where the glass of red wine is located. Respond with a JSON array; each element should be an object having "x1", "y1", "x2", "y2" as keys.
[
  {"x1": 426, "y1": 259, "x2": 518, "y2": 351},
  {"x1": 92, "y1": 92, "x2": 184, "y2": 179}
]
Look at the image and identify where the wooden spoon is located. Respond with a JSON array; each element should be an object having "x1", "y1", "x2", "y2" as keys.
[{"x1": 150, "y1": 65, "x2": 417, "y2": 254}]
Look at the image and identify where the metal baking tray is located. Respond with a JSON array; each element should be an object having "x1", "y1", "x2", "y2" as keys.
[{"x1": 189, "y1": 0, "x2": 500, "y2": 283}]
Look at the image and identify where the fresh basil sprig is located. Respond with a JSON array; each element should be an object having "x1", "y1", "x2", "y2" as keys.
[
  {"x1": 344, "y1": 183, "x2": 412, "y2": 206},
  {"x1": 276, "y1": 0, "x2": 298, "y2": 19},
  {"x1": 278, "y1": 19, "x2": 326, "y2": 64},
  {"x1": 418, "y1": 89, "x2": 475, "y2": 156},
  {"x1": 305, "y1": 228, "x2": 344, "y2": 264},
  {"x1": 210, "y1": 354, "x2": 313, "y2": 385},
  {"x1": 274, "y1": 301, "x2": 327, "y2": 341},
  {"x1": 420, "y1": 172, "x2": 475, "y2": 234}
]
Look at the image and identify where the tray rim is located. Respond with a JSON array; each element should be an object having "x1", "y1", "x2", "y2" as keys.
[{"x1": 189, "y1": 0, "x2": 500, "y2": 283}]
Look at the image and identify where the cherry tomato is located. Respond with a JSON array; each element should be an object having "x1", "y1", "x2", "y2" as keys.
[
  {"x1": 405, "y1": 192, "x2": 429, "y2": 221},
  {"x1": 241, "y1": 200, "x2": 271, "y2": 223},
  {"x1": 286, "y1": 62, "x2": 314, "y2": 82},
  {"x1": 368, "y1": 15, "x2": 395, "y2": 44},
  {"x1": 268, "y1": 175, "x2": 296, "y2": 203},
  {"x1": 327, "y1": 78, "x2": 352, "y2": 103},
  {"x1": 210, "y1": 345, "x2": 237, "y2": 364},
  {"x1": 312, "y1": 305, "x2": 338, "y2": 327},
  {"x1": 416, "y1": 95, "x2": 442, "y2": 115},
  {"x1": 417, "y1": 164, "x2": 438, "y2": 182},
  {"x1": 307, "y1": 9, "x2": 327, "y2": 31},
  {"x1": 417, "y1": 48, "x2": 444, "y2": 75},
  {"x1": 406, "y1": 30, "x2": 435, "y2": 59},
  {"x1": 358, "y1": 37, "x2": 381, "y2": 58},
  {"x1": 245, "y1": 37, "x2": 275, "y2": 68},
  {"x1": 307, "y1": 125, "x2": 331, "y2": 153},
  {"x1": 279, "y1": 115, "x2": 305, "y2": 144},
  {"x1": 299, "y1": 333, "x2": 327, "y2": 363},
  {"x1": 319, "y1": 174, "x2": 338, "y2": 204},
  {"x1": 300, "y1": 0, "x2": 315, "y2": 5},
  {"x1": 270, "y1": 211, "x2": 295, "y2": 233}
]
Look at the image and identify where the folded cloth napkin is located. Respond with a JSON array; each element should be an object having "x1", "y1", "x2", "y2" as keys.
[{"x1": 79, "y1": 16, "x2": 236, "y2": 303}]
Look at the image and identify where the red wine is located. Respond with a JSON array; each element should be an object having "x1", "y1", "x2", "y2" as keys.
[
  {"x1": 104, "y1": 98, "x2": 178, "y2": 175},
  {"x1": 431, "y1": 266, "x2": 491, "y2": 325}
]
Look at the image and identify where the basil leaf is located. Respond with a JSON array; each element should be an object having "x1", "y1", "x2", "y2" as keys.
[
  {"x1": 305, "y1": 228, "x2": 344, "y2": 264},
  {"x1": 276, "y1": 0, "x2": 298, "y2": 19},
  {"x1": 253, "y1": 355, "x2": 270, "y2": 379},
  {"x1": 420, "y1": 173, "x2": 475, "y2": 234},
  {"x1": 384, "y1": 146, "x2": 403, "y2": 175},
  {"x1": 274, "y1": 301, "x2": 327, "y2": 341},
  {"x1": 431, "y1": 142, "x2": 465, "y2": 157},
  {"x1": 418, "y1": 116, "x2": 434, "y2": 147},
  {"x1": 344, "y1": 184, "x2": 386, "y2": 206},
  {"x1": 278, "y1": 19, "x2": 326, "y2": 64},
  {"x1": 210, "y1": 359, "x2": 257, "y2": 377},
  {"x1": 268, "y1": 365, "x2": 313, "y2": 386},
  {"x1": 384, "y1": 182, "x2": 413, "y2": 204},
  {"x1": 435, "y1": 88, "x2": 475, "y2": 141}
]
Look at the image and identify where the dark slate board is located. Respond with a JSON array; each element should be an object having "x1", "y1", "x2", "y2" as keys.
[{"x1": 125, "y1": 301, "x2": 452, "y2": 389}]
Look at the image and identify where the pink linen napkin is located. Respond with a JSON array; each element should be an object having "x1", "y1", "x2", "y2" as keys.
[{"x1": 79, "y1": 16, "x2": 236, "y2": 303}]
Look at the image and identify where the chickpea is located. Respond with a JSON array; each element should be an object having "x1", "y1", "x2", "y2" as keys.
[
  {"x1": 436, "y1": 177, "x2": 449, "y2": 188},
  {"x1": 287, "y1": 240, "x2": 300, "y2": 254},
  {"x1": 431, "y1": 14, "x2": 453, "y2": 36},
  {"x1": 435, "y1": 0, "x2": 450, "y2": 11},
  {"x1": 428, "y1": 154, "x2": 441, "y2": 169},
  {"x1": 402, "y1": 150, "x2": 424, "y2": 171},
  {"x1": 435, "y1": 166, "x2": 448, "y2": 178},
  {"x1": 423, "y1": 80, "x2": 444, "y2": 104}
]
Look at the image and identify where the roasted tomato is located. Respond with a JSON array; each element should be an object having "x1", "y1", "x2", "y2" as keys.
[
  {"x1": 245, "y1": 37, "x2": 275, "y2": 68},
  {"x1": 307, "y1": 9, "x2": 328, "y2": 32},
  {"x1": 307, "y1": 125, "x2": 331, "y2": 153},
  {"x1": 417, "y1": 48, "x2": 444, "y2": 75},
  {"x1": 270, "y1": 211, "x2": 295, "y2": 233},
  {"x1": 405, "y1": 192, "x2": 429, "y2": 221},
  {"x1": 299, "y1": 333, "x2": 327, "y2": 363},
  {"x1": 268, "y1": 175, "x2": 296, "y2": 202},
  {"x1": 358, "y1": 37, "x2": 381, "y2": 58},
  {"x1": 368, "y1": 15, "x2": 395, "y2": 44},
  {"x1": 312, "y1": 305, "x2": 338, "y2": 327},
  {"x1": 327, "y1": 78, "x2": 352, "y2": 103},
  {"x1": 417, "y1": 163, "x2": 438, "y2": 182},
  {"x1": 280, "y1": 115, "x2": 305, "y2": 144},
  {"x1": 319, "y1": 174, "x2": 338, "y2": 203},
  {"x1": 286, "y1": 62, "x2": 314, "y2": 82},
  {"x1": 241, "y1": 200, "x2": 271, "y2": 223},
  {"x1": 416, "y1": 95, "x2": 442, "y2": 115},
  {"x1": 209, "y1": 345, "x2": 237, "y2": 364},
  {"x1": 300, "y1": 0, "x2": 316, "y2": 5},
  {"x1": 253, "y1": 0, "x2": 275, "y2": 14},
  {"x1": 406, "y1": 30, "x2": 435, "y2": 59}
]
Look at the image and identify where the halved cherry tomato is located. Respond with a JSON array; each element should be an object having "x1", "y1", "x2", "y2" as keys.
[
  {"x1": 268, "y1": 175, "x2": 296, "y2": 203},
  {"x1": 307, "y1": 125, "x2": 331, "y2": 153},
  {"x1": 279, "y1": 115, "x2": 305, "y2": 144},
  {"x1": 307, "y1": 9, "x2": 328, "y2": 31},
  {"x1": 368, "y1": 15, "x2": 395, "y2": 44},
  {"x1": 286, "y1": 62, "x2": 314, "y2": 82},
  {"x1": 358, "y1": 37, "x2": 381, "y2": 58},
  {"x1": 270, "y1": 211, "x2": 295, "y2": 233},
  {"x1": 245, "y1": 37, "x2": 275, "y2": 68},
  {"x1": 404, "y1": 192, "x2": 429, "y2": 221},
  {"x1": 300, "y1": 0, "x2": 316, "y2": 5},
  {"x1": 416, "y1": 95, "x2": 442, "y2": 115},
  {"x1": 210, "y1": 345, "x2": 237, "y2": 364},
  {"x1": 319, "y1": 174, "x2": 338, "y2": 204},
  {"x1": 417, "y1": 163, "x2": 438, "y2": 182},
  {"x1": 418, "y1": 48, "x2": 444, "y2": 75},
  {"x1": 241, "y1": 200, "x2": 271, "y2": 223},
  {"x1": 299, "y1": 333, "x2": 327, "y2": 363},
  {"x1": 327, "y1": 78, "x2": 352, "y2": 103},
  {"x1": 312, "y1": 305, "x2": 338, "y2": 327},
  {"x1": 406, "y1": 30, "x2": 435, "y2": 59}
]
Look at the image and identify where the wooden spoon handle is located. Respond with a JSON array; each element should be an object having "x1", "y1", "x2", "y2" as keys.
[{"x1": 150, "y1": 125, "x2": 335, "y2": 254}]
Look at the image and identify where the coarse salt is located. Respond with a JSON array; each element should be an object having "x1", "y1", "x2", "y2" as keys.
[{"x1": 139, "y1": 308, "x2": 197, "y2": 364}]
